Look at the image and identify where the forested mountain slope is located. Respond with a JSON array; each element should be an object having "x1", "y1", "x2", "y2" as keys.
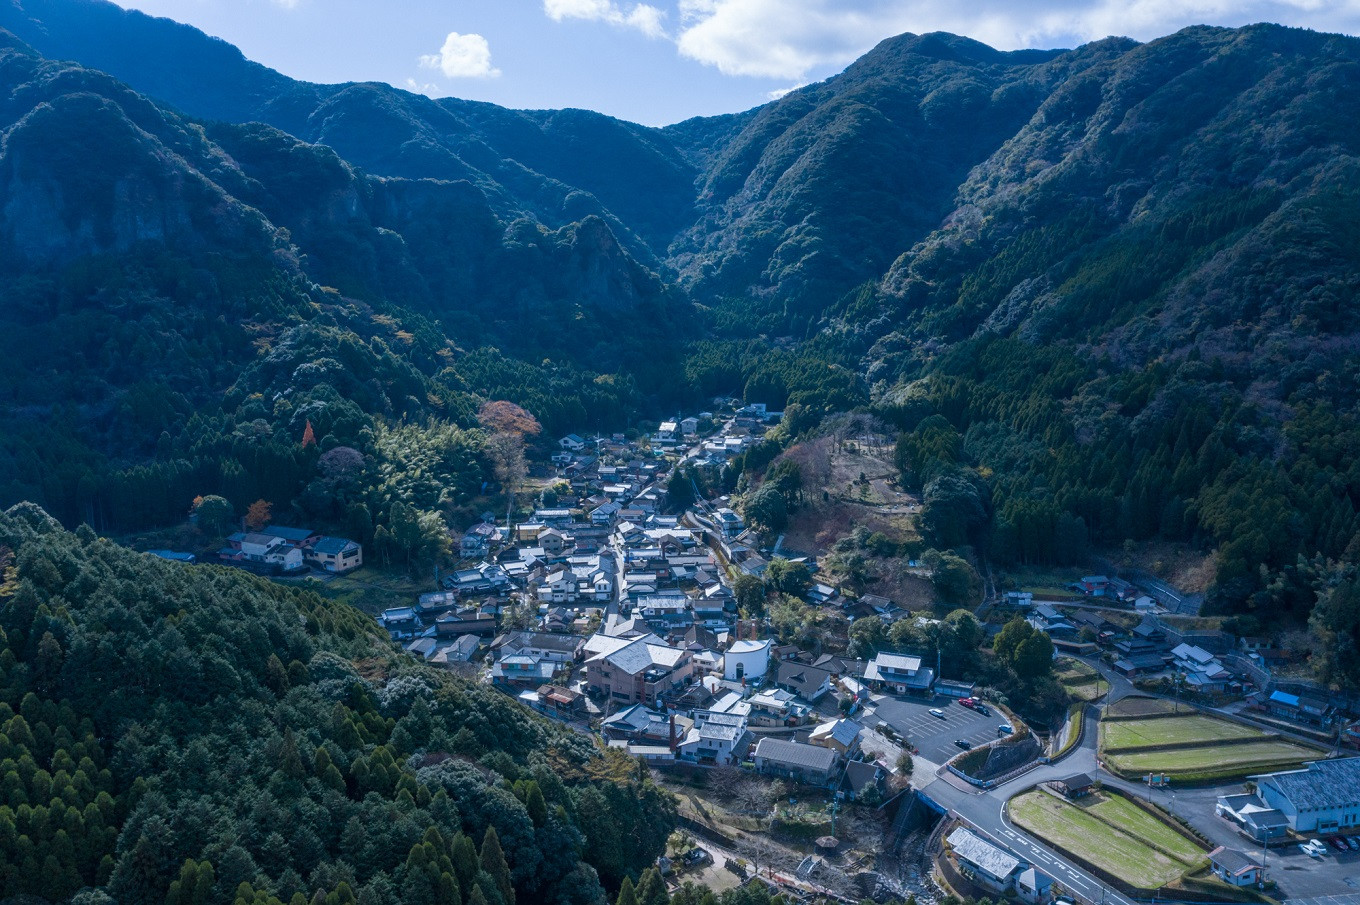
[
  {"x1": 3, "y1": 0, "x2": 1360, "y2": 624},
  {"x1": 860, "y1": 24, "x2": 1360, "y2": 616},
  {"x1": 0, "y1": 0, "x2": 700, "y2": 255},
  {"x1": 0, "y1": 29, "x2": 689, "y2": 537},
  {"x1": 0, "y1": 502, "x2": 673, "y2": 903}
]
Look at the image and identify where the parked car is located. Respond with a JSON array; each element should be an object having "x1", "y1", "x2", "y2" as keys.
[
  {"x1": 998, "y1": 723, "x2": 1015, "y2": 736},
  {"x1": 959, "y1": 698, "x2": 977, "y2": 709},
  {"x1": 683, "y1": 848, "x2": 711, "y2": 867},
  {"x1": 1331, "y1": 837, "x2": 1349, "y2": 851},
  {"x1": 1347, "y1": 837, "x2": 1360, "y2": 851},
  {"x1": 954, "y1": 739, "x2": 972, "y2": 750},
  {"x1": 929, "y1": 709, "x2": 946, "y2": 719},
  {"x1": 1300, "y1": 840, "x2": 1327, "y2": 858},
  {"x1": 974, "y1": 704, "x2": 991, "y2": 717}
]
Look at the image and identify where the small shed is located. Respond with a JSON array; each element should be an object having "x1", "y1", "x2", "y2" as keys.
[{"x1": 1052, "y1": 773, "x2": 1096, "y2": 799}]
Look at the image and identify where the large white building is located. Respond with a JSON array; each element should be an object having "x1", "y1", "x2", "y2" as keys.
[
  {"x1": 1255, "y1": 757, "x2": 1360, "y2": 833},
  {"x1": 724, "y1": 638, "x2": 772, "y2": 682}
]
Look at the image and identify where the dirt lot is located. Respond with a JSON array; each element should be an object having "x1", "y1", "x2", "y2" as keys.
[{"x1": 771, "y1": 434, "x2": 936, "y2": 607}]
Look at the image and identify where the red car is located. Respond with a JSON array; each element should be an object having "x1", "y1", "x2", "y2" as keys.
[
  {"x1": 1331, "y1": 837, "x2": 1349, "y2": 851},
  {"x1": 959, "y1": 698, "x2": 977, "y2": 709}
]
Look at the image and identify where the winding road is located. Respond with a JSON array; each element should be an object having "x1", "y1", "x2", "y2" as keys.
[{"x1": 916, "y1": 703, "x2": 1138, "y2": 905}]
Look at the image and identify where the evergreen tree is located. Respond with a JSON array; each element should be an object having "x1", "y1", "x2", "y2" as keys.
[
  {"x1": 479, "y1": 827, "x2": 514, "y2": 905},
  {"x1": 635, "y1": 867, "x2": 669, "y2": 905}
]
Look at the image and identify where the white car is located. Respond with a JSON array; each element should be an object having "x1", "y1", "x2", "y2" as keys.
[
  {"x1": 929, "y1": 708, "x2": 946, "y2": 719},
  {"x1": 1300, "y1": 840, "x2": 1327, "y2": 858}
]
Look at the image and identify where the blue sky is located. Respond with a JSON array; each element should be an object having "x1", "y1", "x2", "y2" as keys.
[{"x1": 111, "y1": 0, "x2": 1360, "y2": 126}]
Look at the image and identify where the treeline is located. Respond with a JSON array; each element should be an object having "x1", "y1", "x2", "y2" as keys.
[
  {"x1": 884, "y1": 335, "x2": 1360, "y2": 622},
  {"x1": 0, "y1": 503, "x2": 674, "y2": 903}
]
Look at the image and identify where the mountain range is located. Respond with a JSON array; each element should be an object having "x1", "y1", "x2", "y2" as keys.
[{"x1": 0, "y1": 0, "x2": 1358, "y2": 617}]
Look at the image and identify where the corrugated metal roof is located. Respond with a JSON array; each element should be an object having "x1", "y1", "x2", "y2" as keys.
[{"x1": 753, "y1": 738, "x2": 836, "y2": 772}]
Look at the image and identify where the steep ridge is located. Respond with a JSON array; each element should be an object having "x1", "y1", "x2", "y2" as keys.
[
  {"x1": 4, "y1": 0, "x2": 1360, "y2": 617},
  {"x1": 0, "y1": 33, "x2": 688, "y2": 532},
  {"x1": 0, "y1": 0, "x2": 699, "y2": 255}
]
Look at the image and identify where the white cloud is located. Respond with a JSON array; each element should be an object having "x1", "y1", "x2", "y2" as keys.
[
  {"x1": 405, "y1": 78, "x2": 444, "y2": 96},
  {"x1": 419, "y1": 31, "x2": 501, "y2": 79},
  {"x1": 674, "y1": 0, "x2": 1360, "y2": 80},
  {"x1": 544, "y1": 0, "x2": 669, "y2": 38},
  {"x1": 766, "y1": 83, "x2": 807, "y2": 100}
]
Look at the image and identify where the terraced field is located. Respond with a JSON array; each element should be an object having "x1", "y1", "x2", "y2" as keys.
[
  {"x1": 1105, "y1": 696, "x2": 1178, "y2": 718},
  {"x1": 1104, "y1": 740, "x2": 1318, "y2": 781},
  {"x1": 1098, "y1": 704, "x2": 1324, "y2": 781},
  {"x1": 1010, "y1": 790, "x2": 1205, "y2": 887},
  {"x1": 1101, "y1": 715, "x2": 1264, "y2": 750}
]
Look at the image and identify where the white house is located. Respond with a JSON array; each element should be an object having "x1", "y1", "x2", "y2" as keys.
[
  {"x1": 864, "y1": 652, "x2": 936, "y2": 695},
  {"x1": 714, "y1": 507, "x2": 744, "y2": 538},
  {"x1": 591, "y1": 501, "x2": 622, "y2": 526},
  {"x1": 724, "y1": 638, "x2": 772, "y2": 682},
  {"x1": 677, "y1": 711, "x2": 749, "y2": 765},
  {"x1": 1015, "y1": 867, "x2": 1054, "y2": 904},
  {"x1": 559, "y1": 434, "x2": 586, "y2": 451},
  {"x1": 946, "y1": 827, "x2": 1025, "y2": 894},
  {"x1": 680, "y1": 416, "x2": 700, "y2": 436},
  {"x1": 808, "y1": 718, "x2": 861, "y2": 755},
  {"x1": 238, "y1": 532, "x2": 284, "y2": 560}
]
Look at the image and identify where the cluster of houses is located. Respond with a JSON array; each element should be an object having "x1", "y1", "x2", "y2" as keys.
[
  {"x1": 1066, "y1": 575, "x2": 1152, "y2": 608},
  {"x1": 1027, "y1": 603, "x2": 1247, "y2": 693},
  {"x1": 1028, "y1": 600, "x2": 1360, "y2": 741},
  {"x1": 370, "y1": 406, "x2": 948, "y2": 799},
  {"x1": 218, "y1": 525, "x2": 362, "y2": 575}
]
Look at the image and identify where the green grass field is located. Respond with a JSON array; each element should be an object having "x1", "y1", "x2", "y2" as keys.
[
  {"x1": 1101, "y1": 715, "x2": 1266, "y2": 750},
  {"x1": 1009, "y1": 790, "x2": 1202, "y2": 887},
  {"x1": 1086, "y1": 794, "x2": 1206, "y2": 864},
  {"x1": 1104, "y1": 740, "x2": 1317, "y2": 779}
]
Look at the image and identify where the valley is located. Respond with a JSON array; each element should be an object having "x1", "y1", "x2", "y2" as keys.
[{"x1": 0, "y1": 1, "x2": 1358, "y2": 904}]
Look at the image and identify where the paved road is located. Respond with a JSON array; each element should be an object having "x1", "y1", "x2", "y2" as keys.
[
  {"x1": 911, "y1": 662, "x2": 1360, "y2": 905},
  {"x1": 917, "y1": 720, "x2": 1138, "y2": 905}
]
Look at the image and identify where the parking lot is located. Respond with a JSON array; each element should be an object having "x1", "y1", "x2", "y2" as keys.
[
  {"x1": 1268, "y1": 837, "x2": 1360, "y2": 901},
  {"x1": 862, "y1": 694, "x2": 1010, "y2": 765}
]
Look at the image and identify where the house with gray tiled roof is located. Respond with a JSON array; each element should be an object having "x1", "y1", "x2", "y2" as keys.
[
  {"x1": 752, "y1": 738, "x2": 839, "y2": 786},
  {"x1": 584, "y1": 635, "x2": 693, "y2": 706}
]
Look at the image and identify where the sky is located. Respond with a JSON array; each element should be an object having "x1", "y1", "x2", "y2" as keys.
[{"x1": 109, "y1": 0, "x2": 1360, "y2": 126}]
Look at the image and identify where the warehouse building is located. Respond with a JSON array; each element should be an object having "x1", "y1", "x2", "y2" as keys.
[{"x1": 1254, "y1": 757, "x2": 1360, "y2": 833}]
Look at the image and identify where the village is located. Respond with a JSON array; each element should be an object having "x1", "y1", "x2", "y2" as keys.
[{"x1": 142, "y1": 402, "x2": 1360, "y2": 905}]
